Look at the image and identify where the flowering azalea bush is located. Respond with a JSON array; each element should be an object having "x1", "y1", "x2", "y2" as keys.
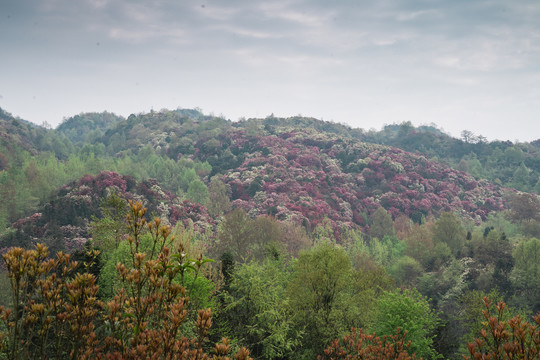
[
  {"x1": 1, "y1": 172, "x2": 214, "y2": 253},
  {"x1": 217, "y1": 128, "x2": 508, "y2": 238}
]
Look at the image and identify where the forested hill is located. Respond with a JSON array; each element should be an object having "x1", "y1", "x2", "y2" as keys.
[
  {"x1": 56, "y1": 111, "x2": 125, "y2": 144},
  {"x1": 0, "y1": 108, "x2": 532, "y2": 232},
  {"x1": 361, "y1": 122, "x2": 540, "y2": 193},
  {"x1": 0, "y1": 107, "x2": 74, "y2": 160},
  {"x1": 54, "y1": 110, "x2": 540, "y2": 192},
  {"x1": 1, "y1": 107, "x2": 540, "y2": 360},
  {"x1": 0, "y1": 107, "x2": 511, "y2": 250},
  {"x1": 60, "y1": 109, "x2": 540, "y2": 193},
  {"x1": 55, "y1": 109, "x2": 509, "y2": 224}
]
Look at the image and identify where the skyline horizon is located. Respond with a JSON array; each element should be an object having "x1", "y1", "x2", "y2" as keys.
[{"x1": 1, "y1": 103, "x2": 535, "y2": 144}]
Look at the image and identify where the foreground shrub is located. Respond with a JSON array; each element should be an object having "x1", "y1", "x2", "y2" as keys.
[
  {"x1": 464, "y1": 297, "x2": 540, "y2": 360},
  {"x1": 318, "y1": 327, "x2": 417, "y2": 360},
  {"x1": 0, "y1": 200, "x2": 251, "y2": 360}
]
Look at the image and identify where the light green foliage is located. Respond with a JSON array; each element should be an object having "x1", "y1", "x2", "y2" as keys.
[
  {"x1": 112, "y1": 147, "x2": 211, "y2": 196},
  {"x1": 340, "y1": 226, "x2": 364, "y2": 252},
  {"x1": 349, "y1": 255, "x2": 395, "y2": 328},
  {"x1": 99, "y1": 232, "x2": 215, "y2": 311},
  {"x1": 372, "y1": 288, "x2": 441, "y2": 359},
  {"x1": 484, "y1": 212, "x2": 518, "y2": 238},
  {"x1": 432, "y1": 212, "x2": 466, "y2": 256},
  {"x1": 250, "y1": 216, "x2": 286, "y2": 260},
  {"x1": 511, "y1": 237, "x2": 540, "y2": 311},
  {"x1": 346, "y1": 231, "x2": 406, "y2": 271},
  {"x1": 511, "y1": 162, "x2": 532, "y2": 191},
  {"x1": 186, "y1": 178, "x2": 209, "y2": 205},
  {"x1": 404, "y1": 222, "x2": 434, "y2": 269},
  {"x1": 534, "y1": 178, "x2": 540, "y2": 194},
  {"x1": 287, "y1": 242, "x2": 357, "y2": 358},
  {"x1": 178, "y1": 168, "x2": 198, "y2": 194},
  {"x1": 459, "y1": 153, "x2": 484, "y2": 178},
  {"x1": 504, "y1": 146, "x2": 525, "y2": 164},
  {"x1": 207, "y1": 176, "x2": 232, "y2": 217},
  {"x1": 345, "y1": 230, "x2": 396, "y2": 316},
  {"x1": 0, "y1": 147, "x2": 113, "y2": 229},
  {"x1": 312, "y1": 217, "x2": 335, "y2": 245},
  {"x1": 224, "y1": 259, "x2": 301, "y2": 360},
  {"x1": 98, "y1": 232, "x2": 155, "y2": 299},
  {"x1": 431, "y1": 241, "x2": 453, "y2": 270},
  {"x1": 216, "y1": 208, "x2": 252, "y2": 261}
]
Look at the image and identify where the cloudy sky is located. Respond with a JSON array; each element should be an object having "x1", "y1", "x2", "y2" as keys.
[{"x1": 1, "y1": 0, "x2": 539, "y2": 141}]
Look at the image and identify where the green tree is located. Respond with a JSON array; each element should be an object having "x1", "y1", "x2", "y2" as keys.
[
  {"x1": 90, "y1": 192, "x2": 128, "y2": 254},
  {"x1": 511, "y1": 162, "x2": 531, "y2": 191},
  {"x1": 186, "y1": 178, "x2": 209, "y2": 205},
  {"x1": 469, "y1": 229, "x2": 514, "y2": 294},
  {"x1": 250, "y1": 215, "x2": 285, "y2": 261},
  {"x1": 207, "y1": 176, "x2": 232, "y2": 217},
  {"x1": 389, "y1": 256, "x2": 423, "y2": 287},
  {"x1": 287, "y1": 242, "x2": 356, "y2": 359},
  {"x1": 459, "y1": 153, "x2": 484, "y2": 178},
  {"x1": 534, "y1": 177, "x2": 540, "y2": 194},
  {"x1": 279, "y1": 220, "x2": 312, "y2": 257},
  {"x1": 511, "y1": 237, "x2": 540, "y2": 312},
  {"x1": 507, "y1": 193, "x2": 540, "y2": 223},
  {"x1": 372, "y1": 288, "x2": 441, "y2": 359},
  {"x1": 369, "y1": 207, "x2": 396, "y2": 240},
  {"x1": 0, "y1": 201, "x2": 252, "y2": 360},
  {"x1": 432, "y1": 212, "x2": 466, "y2": 257},
  {"x1": 223, "y1": 259, "x2": 301, "y2": 359},
  {"x1": 349, "y1": 256, "x2": 395, "y2": 329},
  {"x1": 456, "y1": 289, "x2": 515, "y2": 354},
  {"x1": 216, "y1": 208, "x2": 253, "y2": 262},
  {"x1": 404, "y1": 223, "x2": 434, "y2": 269}
]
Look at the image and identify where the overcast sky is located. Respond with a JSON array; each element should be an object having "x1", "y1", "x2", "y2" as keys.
[{"x1": 1, "y1": 0, "x2": 539, "y2": 141}]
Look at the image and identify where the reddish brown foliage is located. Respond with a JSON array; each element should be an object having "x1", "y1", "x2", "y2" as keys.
[
  {"x1": 0, "y1": 201, "x2": 252, "y2": 360},
  {"x1": 465, "y1": 297, "x2": 540, "y2": 360},
  {"x1": 318, "y1": 328, "x2": 418, "y2": 360}
]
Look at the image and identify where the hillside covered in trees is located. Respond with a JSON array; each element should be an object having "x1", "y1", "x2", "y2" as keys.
[{"x1": 1, "y1": 107, "x2": 539, "y2": 359}]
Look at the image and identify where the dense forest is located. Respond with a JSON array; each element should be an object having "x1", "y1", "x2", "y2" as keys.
[{"x1": 0, "y1": 106, "x2": 539, "y2": 359}]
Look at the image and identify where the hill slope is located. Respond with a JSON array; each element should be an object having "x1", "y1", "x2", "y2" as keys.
[
  {"x1": 34, "y1": 111, "x2": 512, "y2": 225},
  {"x1": 0, "y1": 108, "x2": 520, "y2": 248}
]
